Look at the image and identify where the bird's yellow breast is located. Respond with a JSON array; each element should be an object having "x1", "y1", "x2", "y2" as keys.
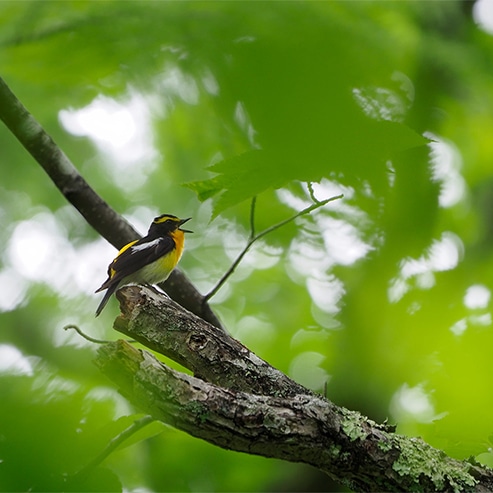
[{"x1": 170, "y1": 229, "x2": 185, "y2": 261}]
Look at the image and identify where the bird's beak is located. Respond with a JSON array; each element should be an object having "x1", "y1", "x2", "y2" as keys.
[{"x1": 178, "y1": 217, "x2": 193, "y2": 233}]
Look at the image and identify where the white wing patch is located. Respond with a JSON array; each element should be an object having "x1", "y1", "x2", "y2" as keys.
[{"x1": 130, "y1": 238, "x2": 162, "y2": 253}]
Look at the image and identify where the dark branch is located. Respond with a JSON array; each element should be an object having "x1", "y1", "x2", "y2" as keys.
[
  {"x1": 0, "y1": 76, "x2": 222, "y2": 329},
  {"x1": 0, "y1": 78, "x2": 134, "y2": 248}
]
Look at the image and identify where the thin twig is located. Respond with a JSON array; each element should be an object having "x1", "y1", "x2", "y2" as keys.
[
  {"x1": 249, "y1": 196, "x2": 257, "y2": 239},
  {"x1": 204, "y1": 237, "x2": 256, "y2": 302},
  {"x1": 307, "y1": 182, "x2": 317, "y2": 203},
  {"x1": 63, "y1": 324, "x2": 112, "y2": 344},
  {"x1": 64, "y1": 324, "x2": 138, "y2": 345},
  {"x1": 253, "y1": 194, "x2": 343, "y2": 243},
  {"x1": 204, "y1": 193, "x2": 343, "y2": 302},
  {"x1": 69, "y1": 415, "x2": 155, "y2": 483}
]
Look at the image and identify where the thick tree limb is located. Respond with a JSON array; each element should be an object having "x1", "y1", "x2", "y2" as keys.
[
  {"x1": 95, "y1": 337, "x2": 493, "y2": 492},
  {"x1": 114, "y1": 285, "x2": 309, "y2": 397},
  {"x1": 0, "y1": 76, "x2": 222, "y2": 329},
  {"x1": 94, "y1": 285, "x2": 493, "y2": 492}
]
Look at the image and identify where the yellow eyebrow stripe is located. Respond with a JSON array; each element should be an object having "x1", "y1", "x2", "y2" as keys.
[{"x1": 153, "y1": 215, "x2": 177, "y2": 224}]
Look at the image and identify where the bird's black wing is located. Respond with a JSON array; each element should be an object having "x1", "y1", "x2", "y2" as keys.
[
  {"x1": 95, "y1": 236, "x2": 175, "y2": 316},
  {"x1": 109, "y1": 236, "x2": 175, "y2": 283}
]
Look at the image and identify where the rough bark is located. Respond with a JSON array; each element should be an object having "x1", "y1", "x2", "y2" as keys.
[
  {"x1": 95, "y1": 285, "x2": 493, "y2": 493},
  {"x1": 113, "y1": 286, "x2": 308, "y2": 397}
]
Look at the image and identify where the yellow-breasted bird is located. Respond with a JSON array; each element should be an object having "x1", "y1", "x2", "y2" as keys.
[{"x1": 95, "y1": 214, "x2": 192, "y2": 317}]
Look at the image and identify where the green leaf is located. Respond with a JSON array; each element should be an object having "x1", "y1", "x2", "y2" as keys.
[{"x1": 187, "y1": 121, "x2": 428, "y2": 216}]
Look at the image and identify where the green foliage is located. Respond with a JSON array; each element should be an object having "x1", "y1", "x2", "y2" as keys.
[
  {"x1": 0, "y1": 369, "x2": 123, "y2": 491},
  {"x1": 187, "y1": 117, "x2": 428, "y2": 218},
  {"x1": 2, "y1": 1, "x2": 493, "y2": 492}
]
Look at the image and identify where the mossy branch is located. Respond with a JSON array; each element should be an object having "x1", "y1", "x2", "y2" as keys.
[{"x1": 95, "y1": 295, "x2": 493, "y2": 493}]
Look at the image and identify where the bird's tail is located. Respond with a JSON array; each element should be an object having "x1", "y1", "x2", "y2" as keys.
[{"x1": 95, "y1": 283, "x2": 119, "y2": 317}]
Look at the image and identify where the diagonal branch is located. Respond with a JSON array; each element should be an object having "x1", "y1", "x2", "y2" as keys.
[
  {"x1": 95, "y1": 337, "x2": 493, "y2": 493},
  {"x1": 0, "y1": 76, "x2": 222, "y2": 329},
  {"x1": 97, "y1": 285, "x2": 493, "y2": 492},
  {"x1": 114, "y1": 285, "x2": 308, "y2": 398},
  {"x1": 0, "y1": 78, "x2": 135, "y2": 248}
]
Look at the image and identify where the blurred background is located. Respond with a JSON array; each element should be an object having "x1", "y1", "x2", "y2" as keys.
[{"x1": 1, "y1": 1, "x2": 493, "y2": 491}]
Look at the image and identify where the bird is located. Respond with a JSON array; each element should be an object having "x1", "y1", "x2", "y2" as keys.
[{"x1": 95, "y1": 214, "x2": 192, "y2": 317}]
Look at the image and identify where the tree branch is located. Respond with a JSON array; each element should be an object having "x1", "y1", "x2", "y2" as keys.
[
  {"x1": 95, "y1": 285, "x2": 493, "y2": 492},
  {"x1": 0, "y1": 76, "x2": 222, "y2": 329},
  {"x1": 95, "y1": 336, "x2": 493, "y2": 493},
  {"x1": 0, "y1": 77, "x2": 136, "y2": 248},
  {"x1": 114, "y1": 285, "x2": 308, "y2": 397}
]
